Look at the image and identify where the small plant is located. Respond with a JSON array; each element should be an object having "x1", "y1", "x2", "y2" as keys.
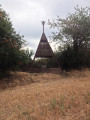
[
  {"x1": 22, "y1": 111, "x2": 29, "y2": 116},
  {"x1": 71, "y1": 94, "x2": 75, "y2": 103},
  {"x1": 85, "y1": 118, "x2": 90, "y2": 120},
  {"x1": 31, "y1": 115, "x2": 36, "y2": 119},
  {"x1": 84, "y1": 91, "x2": 90, "y2": 104},
  {"x1": 34, "y1": 73, "x2": 38, "y2": 76},
  {"x1": 50, "y1": 98, "x2": 57, "y2": 109},
  {"x1": 31, "y1": 106, "x2": 35, "y2": 112},
  {"x1": 29, "y1": 77, "x2": 33, "y2": 82},
  {"x1": 17, "y1": 105, "x2": 22, "y2": 111},
  {"x1": 68, "y1": 94, "x2": 75, "y2": 109},
  {"x1": 22, "y1": 111, "x2": 31, "y2": 120},
  {"x1": 59, "y1": 95, "x2": 65, "y2": 114},
  {"x1": 59, "y1": 95, "x2": 65, "y2": 105},
  {"x1": 71, "y1": 94, "x2": 75, "y2": 102}
]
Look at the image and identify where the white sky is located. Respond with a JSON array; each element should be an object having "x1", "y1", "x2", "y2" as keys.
[{"x1": 0, "y1": 0, "x2": 90, "y2": 53}]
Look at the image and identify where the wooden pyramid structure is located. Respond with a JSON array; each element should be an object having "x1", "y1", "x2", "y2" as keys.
[
  {"x1": 34, "y1": 21, "x2": 54, "y2": 58},
  {"x1": 30, "y1": 21, "x2": 61, "y2": 72}
]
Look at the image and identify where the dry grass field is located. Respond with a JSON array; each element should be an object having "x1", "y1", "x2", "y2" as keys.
[{"x1": 0, "y1": 69, "x2": 90, "y2": 120}]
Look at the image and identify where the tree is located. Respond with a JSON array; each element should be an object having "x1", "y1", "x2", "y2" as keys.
[
  {"x1": 48, "y1": 6, "x2": 90, "y2": 69},
  {"x1": 49, "y1": 6, "x2": 90, "y2": 50},
  {"x1": 18, "y1": 49, "x2": 33, "y2": 70},
  {"x1": 0, "y1": 6, "x2": 25, "y2": 73}
]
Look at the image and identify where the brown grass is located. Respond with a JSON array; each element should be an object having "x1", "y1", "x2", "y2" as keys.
[{"x1": 0, "y1": 69, "x2": 90, "y2": 120}]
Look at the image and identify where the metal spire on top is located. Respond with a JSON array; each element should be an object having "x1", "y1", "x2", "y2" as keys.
[
  {"x1": 34, "y1": 21, "x2": 54, "y2": 58},
  {"x1": 41, "y1": 21, "x2": 45, "y2": 33},
  {"x1": 30, "y1": 21, "x2": 61, "y2": 71}
]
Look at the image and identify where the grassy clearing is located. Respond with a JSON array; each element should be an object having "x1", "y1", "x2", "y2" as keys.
[{"x1": 0, "y1": 69, "x2": 90, "y2": 120}]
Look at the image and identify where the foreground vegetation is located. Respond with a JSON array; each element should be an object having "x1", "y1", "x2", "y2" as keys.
[
  {"x1": 0, "y1": 69, "x2": 90, "y2": 120},
  {"x1": 48, "y1": 6, "x2": 90, "y2": 70},
  {"x1": 0, "y1": 5, "x2": 33, "y2": 76},
  {"x1": 0, "y1": 5, "x2": 90, "y2": 76},
  {"x1": 0, "y1": 5, "x2": 90, "y2": 120}
]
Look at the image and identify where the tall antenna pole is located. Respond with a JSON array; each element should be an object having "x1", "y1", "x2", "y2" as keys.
[{"x1": 41, "y1": 21, "x2": 45, "y2": 33}]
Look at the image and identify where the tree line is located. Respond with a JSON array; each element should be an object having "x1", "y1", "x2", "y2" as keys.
[
  {"x1": 48, "y1": 6, "x2": 90, "y2": 70},
  {"x1": 33, "y1": 6, "x2": 90, "y2": 71},
  {"x1": 0, "y1": 5, "x2": 90, "y2": 77},
  {"x1": 0, "y1": 6, "x2": 33, "y2": 77}
]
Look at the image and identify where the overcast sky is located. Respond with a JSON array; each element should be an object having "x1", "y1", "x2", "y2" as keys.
[{"x1": 0, "y1": 0, "x2": 90, "y2": 53}]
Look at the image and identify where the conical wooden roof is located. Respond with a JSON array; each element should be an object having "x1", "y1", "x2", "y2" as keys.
[{"x1": 35, "y1": 33, "x2": 54, "y2": 58}]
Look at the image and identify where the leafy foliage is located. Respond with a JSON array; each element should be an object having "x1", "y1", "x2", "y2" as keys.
[
  {"x1": 48, "y1": 6, "x2": 90, "y2": 70},
  {"x1": 18, "y1": 49, "x2": 33, "y2": 70},
  {"x1": 0, "y1": 6, "x2": 33, "y2": 75}
]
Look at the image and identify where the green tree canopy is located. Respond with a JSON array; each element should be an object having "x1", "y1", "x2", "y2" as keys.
[
  {"x1": 49, "y1": 6, "x2": 90, "y2": 51},
  {"x1": 0, "y1": 6, "x2": 24, "y2": 49},
  {"x1": 0, "y1": 6, "x2": 32, "y2": 74},
  {"x1": 48, "y1": 6, "x2": 90, "y2": 70}
]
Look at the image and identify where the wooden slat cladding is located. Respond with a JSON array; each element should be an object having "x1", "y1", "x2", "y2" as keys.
[{"x1": 35, "y1": 33, "x2": 54, "y2": 58}]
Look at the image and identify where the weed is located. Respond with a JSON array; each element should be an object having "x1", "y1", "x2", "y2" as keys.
[
  {"x1": 17, "y1": 105, "x2": 22, "y2": 111},
  {"x1": 22, "y1": 111, "x2": 31, "y2": 120},
  {"x1": 59, "y1": 95, "x2": 65, "y2": 114},
  {"x1": 22, "y1": 111, "x2": 29, "y2": 116},
  {"x1": 60, "y1": 95, "x2": 65, "y2": 102},
  {"x1": 31, "y1": 115, "x2": 36, "y2": 119},
  {"x1": 39, "y1": 111, "x2": 44, "y2": 116},
  {"x1": 30, "y1": 77, "x2": 33, "y2": 82},
  {"x1": 71, "y1": 94, "x2": 75, "y2": 102},
  {"x1": 85, "y1": 118, "x2": 90, "y2": 120},
  {"x1": 60, "y1": 103, "x2": 64, "y2": 111},
  {"x1": 50, "y1": 98, "x2": 57, "y2": 109},
  {"x1": 31, "y1": 106, "x2": 35, "y2": 112},
  {"x1": 68, "y1": 104, "x2": 71, "y2": 109},
  {"x1": 84, "y1": 91, "x2": 90, "y2": 104},
  {"x1": 34, "y1": 73, "x2": 38, "y2": 76},
  {"x1": 88, "y1": 92, "x2": 90, "y2": 96},
  {"x1": 59, "y1": 95, "x2": 65, "y2": 106},
  {"x1": 70, "y1": 94, "x2": 76, "y2": 107}
]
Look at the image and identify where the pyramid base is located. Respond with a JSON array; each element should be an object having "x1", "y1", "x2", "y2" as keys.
[{"x1": 29, "y1": 68, "x2": 61, "y2": 74}]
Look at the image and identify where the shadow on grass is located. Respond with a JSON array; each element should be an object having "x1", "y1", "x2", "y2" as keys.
[{"x1": 0, "y1": 72, "x2": 35, "y2": 91}]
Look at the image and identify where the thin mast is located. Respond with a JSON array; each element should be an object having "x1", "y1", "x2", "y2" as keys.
[{"x1": 41, "y1": 21, "x2": 45, "y2": 33}]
